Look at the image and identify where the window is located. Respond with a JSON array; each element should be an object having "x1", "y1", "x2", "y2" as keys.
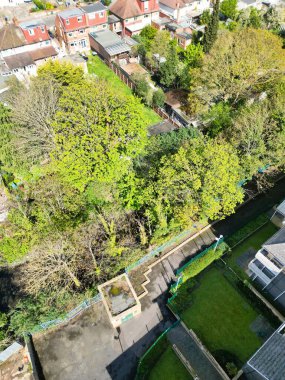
[
  {"x1": 99, "y1": 11, "x2": 104, "y2": 18},
  {"x1": 79, "y1": 29, "x2": 84, "y2": 33},
  {"x1": 66, "y1": 19, "x2": 70, "y2": 25},
  {"x1": 40, "y1": 26, "x2": 45, "y2": 33},
  {"x1": 144, "y1": 1, "x2": 149, "y2": 10},
  {"x1": 144, "y1": 14, "x2": 149, "y2": 18},
  {"x1": 70, "y1": 41, "x2": 77, "y2": 46},
  {"x1": 80, "y1": 39, "x2": 86, "y2": 48},
  {"x1": 103, "y1": 24, "x2": 107, "y2": 28},
  {"x1": 89, "y1": 12, "x2": 95, "y2": 19},
  {"x1": 68, "y1": 32, "x2": 73, "y2": 37},
  {"x1": 77, "y1": 16, "x2": 83, "y2": 22},
  {"x1": 28, "y1": 28, "x2": 35, "y2": 36}
]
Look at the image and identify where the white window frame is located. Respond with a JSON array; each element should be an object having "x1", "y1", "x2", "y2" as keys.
[
  {"x1": 144, "y1": 1, "x2": 149, "y2": 10},
  {"x1": 99, "y1": 11, "x2": 104, "y2": 18},
  {"x1": 28, "y1": 28, "x2": 35, "y2": 36},
  {"x1": 66, "y1": 19, "x2": 70, "y2": 25},
  {"x1": 77, "y1": 16, "x2": 83, "y2": 22}
]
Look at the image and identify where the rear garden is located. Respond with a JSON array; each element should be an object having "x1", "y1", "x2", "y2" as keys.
[
  {"x1": 168, "y1": 216, "x2": 281, "y2": 376},
  {"x1": 136, "y1": 333, "x2": 193, "y2": 380},
  {"x1": 87, "y1": 56, "x2": 161, "y2": 126}
]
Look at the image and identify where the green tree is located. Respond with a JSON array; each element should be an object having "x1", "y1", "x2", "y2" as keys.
[
  {"x1": 152, "y1": 89, "x2": 166, "y2": 107},
  {"x1": 146, "y1": 30, "x2": 171, "y2": 68},
  {"x1": 131, "y1": 73, "x2": 153, "y2": 106},
  {"x1": 183, "y1": 43, "x2": 204, "y2": 67},
  {"x1": 189, "y1": 29, "x2": 285, "y2": 112},
  {"x1": 203, "y1": 0, "x2": 220, "y2": 53},
  {"x1": 37, "y1": 60, "x2": 85, "y2": 88},
  {"x1": 220, "y1": 0, "x2": 238, "y2": 20},
  {"x1": 159, "y1": 41, "x2": 181, "y2": 87},
  {"x1": 248, "y1": 7, "x2": 263, "y2": 28},
  {"x1": 52, "y1": 79, "x2": 148, "y2": 190},
  {"x1": 200, "y1": 9, "x2": 211, "y2": 25},
  {"x1": 204, "y1": 102, "x2": 232, "y2": 137}
]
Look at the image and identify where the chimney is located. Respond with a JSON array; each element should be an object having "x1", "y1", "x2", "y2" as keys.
[
  {"x1": 12, "y1": 16, "x2": 19, "y2": 25},
  {"x1": 176, "y1": 2, "x2": 180, "y2": 23}
]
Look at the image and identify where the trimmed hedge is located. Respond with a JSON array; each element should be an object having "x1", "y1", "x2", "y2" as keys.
[
  {"x1": 182, "y1": 242, "x2": 228, "y2": 284},
  {"x1": 225, "y1": 213, "x2": 269, "y2": 248}
]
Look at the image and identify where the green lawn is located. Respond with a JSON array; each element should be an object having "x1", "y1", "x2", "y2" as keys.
[
  {"x1": 87, "y1": 56, "x2": 161, "y2": 126},
  {"x1": 147, "y1": 344, "x2": 193, "y2": 380},
  {"x1": 181, "y1": 267, "x2": 263, "y2": 365},
  {"x1": 225, "y1": 222, "x2": 278, "y2": 279}
]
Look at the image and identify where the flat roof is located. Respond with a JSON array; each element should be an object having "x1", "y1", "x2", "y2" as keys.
[
  {"x1": 248, "y1": 323, "x2": 285, "y2": 380},
  {"x1": 58, "y1": 8, "x2": 84, "y2": 19},
  {"x1": 19, "y1": 19, "x2": 45, "y2": 29},
  {"x1": 81, "y1": 3, "x2": 106, "y2": 13},
  {"x1": 90, "y1": 29, "x2": 131, "y2": 56},
  {"x1": 263, "y1": 227, "x2": 285, "y2": 265}
]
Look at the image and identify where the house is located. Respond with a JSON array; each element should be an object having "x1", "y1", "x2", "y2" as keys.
[
  {"x1": 244, "y1": 322, "x2": 285, "y2": 380},
  {"x1": 108, "y1": 14, "x2": 123, "y2": 34},
  {"x1": 109, "y1": 0, "x2": 160, "y2": 36},
  {"x1": 159, "y1": 0, "x2": 211, "y2": 20},
  {"x1": 248, "y1": 227, "x2": 285, "y2": 309},
  {"x1": 55, "y1": 8, "x2": 90, "y2": 54},
  {"x1": 55, "y1": 4, "x2": 108, "y2": 54},
  {"x1": 0, "y1": 21, "x2": 57, "y2": 80},
  {"x1": 271, "y1": 199, "x2": 285, "y2": 228},
  {"x1": 89, "y1": 29, "x2": 132, "y2": 61}
]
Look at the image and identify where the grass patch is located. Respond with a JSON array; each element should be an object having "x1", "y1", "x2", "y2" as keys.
[
  {"x1": 225, "y1": 222, "x2": 278, "y2": 279},
  {"x1": 180, "y1": 267, "x2": 263, "y2": 365},
  {"x1": 147, "y1": 344, "x2": 192, "y2": 380},
  {"x1": 87, "y1": 56, "x2": 161, "y2": 126}
]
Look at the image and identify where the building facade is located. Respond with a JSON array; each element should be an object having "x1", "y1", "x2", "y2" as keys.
[
  {"x1": 109, "y1": 0, "x2": 160, "y2": 36},
  {"x1": 55, "y1": 4, "x2": 108, "y2": 54}
]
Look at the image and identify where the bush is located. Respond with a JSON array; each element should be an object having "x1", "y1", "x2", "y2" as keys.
[
  {"x1": 152, "y1": 89, "x2": 166, "y2": 108},
  {"x1": 181, "y1": 242, "x2": 228, "y2": 284}
]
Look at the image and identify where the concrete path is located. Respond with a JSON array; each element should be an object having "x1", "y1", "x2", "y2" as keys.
[{"x1": 167, "y1": 324, "x2": 225, "y2": 380}]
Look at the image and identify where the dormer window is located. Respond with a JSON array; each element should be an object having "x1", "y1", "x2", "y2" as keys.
[
  {"x1": 77, "y1": 16, "x2": 83, "y2": 22},
  {"x1": 28, "y1": 28, "x2": 35, "y2": 35},
  {"x1": 144, "y1": 1, "x2": 149, "y2": 10},
  {"x1": 99, "y1": 11, "x2": 104, "y2": 18},
  {"x1": 40, "y1": 26, "x2": 45, "y2": 33},
  {"x1": 66, "y1": 19, "x2": 70, "y2": 25}
]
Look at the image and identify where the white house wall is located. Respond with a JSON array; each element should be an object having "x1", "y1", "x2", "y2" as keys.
[{"x1": 0, "y1": 40, "x2": 52, "y2": 58}]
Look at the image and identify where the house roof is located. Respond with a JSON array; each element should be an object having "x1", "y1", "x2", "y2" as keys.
[
  {"x1": 29, "y1": 45, "x2": 58, "y2": 61},
  {"x1": 263, "y1": 227, "x2": 285, "y2": 265},
  {"x1": 277, "y1": 199, "x2": 285, "y2": 217},
  {"x1": 3, "y1": 52, "x2": 34, "y2": 71},
  {"x1": 108, "y1": 14, "x2": 120, "y2": 24},
  {"x1": 0, "y1": 23, "x2": 26, "y2": 51},
  {"x1": 109, "y1": 0, "x2": 142, "y2": 19},
  {"x1": 90, "y1": 29, "x2": 131, "y2": 57},
  {"x1": 19, "y1": 19, "x2": 45, "y2": 29},
  {"x1": 58, "y1": 8, "x2": 84, "y2": 20},
  {"x1": 81, "y1": 2, "x2": 106, "y2": 13},
  {"x1": 248, "y1": 323, "x2": 285, "y2": 380},
  {"x1": 160, "y1": 0, "x2": 195, "y2": 10}
]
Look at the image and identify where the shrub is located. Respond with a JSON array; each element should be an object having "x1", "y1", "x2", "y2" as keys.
[
  {"x1": 181, "y1": 242, "x2": 228, "y2": 284},
  {"x1": 152, "y1": 89, "x2": 166, "y2": 108}
]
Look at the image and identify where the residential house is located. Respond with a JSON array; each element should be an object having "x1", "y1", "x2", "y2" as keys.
[
  {"x1": 244, "y1": 322, "x2": 285, "y2": 380},
  {"x1": 271, "y1": 199, "x2": 285, "y2": 228},
  {"x1": 0, "y1": 21, "x2": 57, "y2": 80},
  {"x1": 248, "y1": 227, "x2": 285, "y2": 310},
  {"x1": 159, "y1": 0, "x2": 211, "y2": 20},
  {"x1": 55, "y1": 4, "x2": 108, "y2": 54},
  {"x1": 108, "y1": 14, "x2": 123, "y2": 34},
  {"x1": 109, "y1": 0, "x2": 160, "y2": 36}
]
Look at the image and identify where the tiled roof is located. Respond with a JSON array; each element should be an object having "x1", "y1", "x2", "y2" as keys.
[
  {"x1": 0, "y1": 23, "x2": 26, "y2": 51},
  {"x1": 29, "y1": 45, "x2": 58, "y2": 61},
  {"x1": 3, "y1": 52, "x2": 34, "y2": 71},
  {"x1": 109, "y1": 0, "x2": 142, "y2": 19},
  {"x1": 160, "y1": 0, "x2": 195, "y2": 9},
  {"x1": 248, "y1": 323, "x2": 285, "y2": 380}
]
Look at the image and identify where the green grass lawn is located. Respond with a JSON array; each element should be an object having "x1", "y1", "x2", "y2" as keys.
[
  {"x1": 147, "y1": 344, "x2": 193, "y2": 380},
  {"x1": 87, "y1": 56, "x2": 161, "y2": 126},
  {"x1": 225, "y1": 222, "x2": 278, "y2": 279},
  {"x1": 181, "y1": 267, "x2": 263, "y2": 365}
]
